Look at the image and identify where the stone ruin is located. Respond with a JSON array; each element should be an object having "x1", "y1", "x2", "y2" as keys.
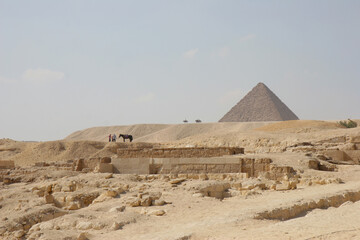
[{"x1": 68, "y1": 145, "x2": 296, "y2": 182}]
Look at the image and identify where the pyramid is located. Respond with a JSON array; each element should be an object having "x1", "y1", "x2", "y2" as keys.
[{"x1": 219, "y1": 82, "x2": 299, "y2": 122}]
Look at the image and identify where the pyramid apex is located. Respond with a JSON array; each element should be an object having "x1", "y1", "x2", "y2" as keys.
[{"x1": 255, "y1": 82, "x2": 267, "y2": 87}]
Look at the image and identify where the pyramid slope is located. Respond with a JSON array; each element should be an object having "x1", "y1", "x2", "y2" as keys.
[{"x1": 219, "y1": 83, "x2": 299, "y2": 122}]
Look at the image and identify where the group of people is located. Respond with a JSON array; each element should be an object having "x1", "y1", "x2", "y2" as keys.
[
  {"x1": 108, "y1": 133, "x2": 133, "y2": 142},
  {"x1": 109, "y1": 134, "x2": 117, "y2": 142}
]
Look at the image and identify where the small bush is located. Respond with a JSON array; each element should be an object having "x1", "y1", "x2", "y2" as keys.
[{"x1": 338, "y1": 119, "x2": 358, "y2": 128}]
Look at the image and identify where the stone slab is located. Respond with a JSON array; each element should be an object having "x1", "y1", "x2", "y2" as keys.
[
  {"x1": 98, "y1": 163, "x2": 113, "y2": 173},
  {"x1": 0, "y1": 160, "x2": 15, "y2": 169},
  {"x1": 112, "y1": 158, "x2": 150, "y2": 174},
  {"x1": 344, "y1": 150, "x2": 360, "y2": 164},
  {"x1": 349, "y1": 136, "x2": 360, "y2": 143}
]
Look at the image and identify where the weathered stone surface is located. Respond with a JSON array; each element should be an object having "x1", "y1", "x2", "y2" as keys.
[
  {"x1": 308, "y1": 159, "x2": 319, "y2": 170},
  {"x1": 109, "y1": 206, "x2": 126, "y2": 212},
  {"x1": 0, "y1": 160, "x2": 15, "y2": 169},
  {"x1": 44, "y1": 194, "x2": 54, "y2": 204},
  {"x1": 170, "y1": 178, "x2": 186, "y2": 184},
  {"x1": 100, "y1": 157, "x2": 111, "y2": 163},
  {"x1": 77, "y1": 232, "x2": 90, "y2": 240},
  {"x1": 349, "y1": 136, "x2": 360, "y2": 143},
  {"x1": 117, "y1": 147, "x2": 244, "y2": 158},
  {"x1": 76, "y1": 222, "x2": 93, "y2": 230},
  {"x1": 52, "y1": 191, "x2": 100, "y2": 209},
  {"x1": 275, "y1": 181, "x2": 297, "y2": 191},
  {"x1": 92, "y1": 190, "x2": 117, "y2": 204},
  {"x1": 148, "y1": 209, "x2": 166, "y2": 216},
  {"x1": 197, "y1": 182, "x2": 231, "y2": 199}
]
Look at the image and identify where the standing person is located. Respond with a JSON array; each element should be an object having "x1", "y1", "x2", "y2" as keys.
[
  {"x1": 112, "y1": 134, "x2": 117, "y2": 142},
  {"x1": 108, "y1": 134, "x2": 111, "y2": 142}
]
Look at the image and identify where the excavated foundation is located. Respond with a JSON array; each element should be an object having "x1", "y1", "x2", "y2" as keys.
[{"x1": 255, "y1": 189, "x2": 360, "y2": 221}]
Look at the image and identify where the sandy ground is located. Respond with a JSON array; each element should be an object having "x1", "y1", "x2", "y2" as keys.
[{"x1": 1, "y1": 120, "x2": 360, "y2": 240}]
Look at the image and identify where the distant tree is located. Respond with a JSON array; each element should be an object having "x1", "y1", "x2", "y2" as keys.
[
  {"x1": 183, "y1": 119, "x2": 188, "y2": 123},
  {"x1": 338, "y1": 119, "x2": 358, "y2": 128},
  {"x1": 195, "y1": 119, "x2": 202, "y2": 123}
]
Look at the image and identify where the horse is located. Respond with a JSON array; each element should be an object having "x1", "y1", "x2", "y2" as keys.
[{"x1": 119, "y1": 134, "x2": 133, "y2": 142}]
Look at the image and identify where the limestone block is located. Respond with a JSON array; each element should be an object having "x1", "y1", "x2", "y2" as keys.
[
  {"x1": 112, "y1": 222, "x2": 122, "y2": 230},
  {"x1": 316, "y1": 154, "x2": 328, "y2": 160},
  {"x1": 98, "y1": 163, "x2": 113, "y2": 173},
  {"x1": 109, "y1": 206, "x2": 126, "y2": 212},
  {"x1": 104, "y1": 173, "x2": 113, "y2": 179},
  {"x1": 100, "y1": 157, "x2": 111, "y2": 163},
  {"x1": 111, "y1": 158, "x2": 150, "y2": 174},
  {"x1": 289, "y1": 180, "x2": 297, "y2": 189},
  {"x1": 349, "y1": 136, "x2": 360, "y2": 143},
  {"x1": 323, "y1": 150, "x2": 345, "y2": 162},
  {"x1": 148, "y1": 209, "x2": 166, "y2": 216},
  {"x1": 152, "y1": 200, "x2": 165, "y2": 206},
  {"x1": 76, "y1": 222, "x2": 93, "y2": 230},
  {"x1": 104, "y1": 190, "x2": 118, "y2": 197},
  {"x1": 198, "y1": 182, "x2": 230, "y2": 199},
  {"x1": 93, "y1": 223, "x2": 106, "y2": 230},
  {"x1": 231, "y1": 182, "x2": 242, "y2": 190},
  {"x1": 308, "y1": 159, "x2": 319, "y2": 170},
  {"x1": 187, "y1": 174, "x2": 199, "y2": 179},
  {"x1": 39, "y1": 222, "x2": 54, "y2": 230},
  {"x1": 14, "y1": 230, "x2": 25, "y2": 238},
  {"x1": 148, "y1": 191, "x2": 162, "y2": 200},
  {"x1": 33, "y1": 189, "x2": 45, "y2": 197},
  {"x1": 127, "y1": 198, "x2": 141, "y2": 207},
  {"x1": 74, "y1": 159, "x2": 84, "y2": 171},
  {"x1": 344, "y1": 150, "x2": 360, "y2": 164},
  {"x1": 92, "y1": 190, "x2": 117, "y2": 204},
  {"x1": 241, "y1": 179, "x2": 266, "y2": 190},
  {"x1": 178, "y1": 173, "x2": 188, "y2": 179},
  {"x1": 44, "y1": 194, "x2": 54, "y2": 204},
  {"x1": 199, "y1": 173, "x2": 208, "y2": 180},
  {"x1": 170, "y1": 178, "x2": 186, "y2": 185},
  {"x1": 339, "y1": 143, "x2": 356, "y2": 151},
  {"x1": 140, "y1": 197, "x2": 152, "y2": 206},
  {"x1": 0, "y1": 160, "x2": 15, "y2": 169},
  {"x1": 275, "y1": 182, "x2": 290, "y2": 191},
  {"x1": 207, "y1": 173, "x2": 226, "y2": 180},
  {"x1": 78, "y1": 232, "x2": 90, "y2": 240},
  {"x1": 192, "y1": 193, "x2": 204, "y2": 197},
  {"x1": 66, "y1": 202, "x2": 81, "y2": 210}
]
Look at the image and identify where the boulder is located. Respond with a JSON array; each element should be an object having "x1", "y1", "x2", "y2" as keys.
[
  {"x1": 148, "y1": 209, "x2": 166, "y2": 216},
  {"x1": 100, "y1": 157, "x2": 112, "y2": 163}
]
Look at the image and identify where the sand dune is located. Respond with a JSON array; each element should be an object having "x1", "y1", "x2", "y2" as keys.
[
  {"x1": 65, "y1": 122, "x2": 273, "y2": 142},
  {"x1": 254, "y1": 120, "x2": 343, "y2": 132}
]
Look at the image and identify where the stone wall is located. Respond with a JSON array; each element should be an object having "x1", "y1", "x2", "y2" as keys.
[
  {"x1": 117, "y1": 147, "x2": 244, "y2": 158},
  {"x1": 323, "y1": 149, "x2": 360, "y2": 164},
  {"x1": 112, "y1": 158, "x2": 150, "y2": 174},
  {"x1": 150, "y1": 157, "x2": 272, "y2": 177},
  {"x1": 72, "y1": 158, "x2": 113, "y2": 173},
  {"x1": 109, "y1": 157, "x2": 289, "y2": 179}
]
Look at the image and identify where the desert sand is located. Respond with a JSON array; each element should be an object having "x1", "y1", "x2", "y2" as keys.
[{"x1": 1, "y1": 120, "x2": 360, "y2": 240}]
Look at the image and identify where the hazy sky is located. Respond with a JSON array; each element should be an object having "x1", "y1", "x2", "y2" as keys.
[{"x1": 1, "y1": 0, "x2": 359, "y2": 141}]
